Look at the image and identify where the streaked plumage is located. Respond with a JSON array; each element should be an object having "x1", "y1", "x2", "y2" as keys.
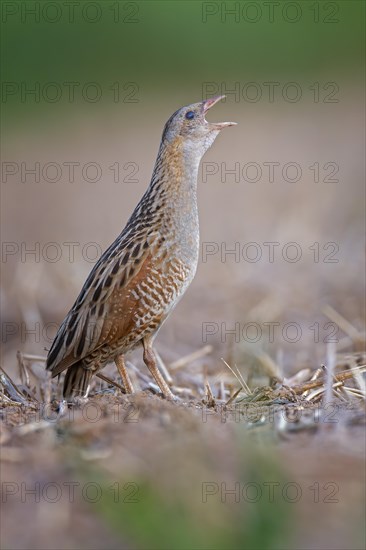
[{"x1": 46, "y1": 96, "x2": 236, "y2": 400}]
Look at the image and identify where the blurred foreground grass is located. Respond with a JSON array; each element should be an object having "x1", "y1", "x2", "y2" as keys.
[{"x1": 92, "y1": 444, "x2": 289, "y2": 550}]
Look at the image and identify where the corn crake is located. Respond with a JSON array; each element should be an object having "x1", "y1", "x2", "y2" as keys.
[{"x1": 46, "y1": 96, "x2": 236, "y2": 400}]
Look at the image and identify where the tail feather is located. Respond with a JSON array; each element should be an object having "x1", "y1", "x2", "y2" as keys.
[{"x1": 63, "y1": 363, "x2": 93, "y2": 400}]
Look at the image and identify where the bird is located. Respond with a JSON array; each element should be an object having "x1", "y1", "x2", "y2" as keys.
[{"x1": 46, "y1": 95, "x2": 236, "y2": 400}]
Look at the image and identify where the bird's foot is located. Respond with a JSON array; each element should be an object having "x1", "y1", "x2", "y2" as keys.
[{"x1": 163, "y1": 390, "x2": 182, "y2": 403}]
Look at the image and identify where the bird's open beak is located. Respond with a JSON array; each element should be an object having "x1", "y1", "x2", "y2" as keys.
[{"x1": 202, "y1": 95, "x2": 237, "y2": 129}]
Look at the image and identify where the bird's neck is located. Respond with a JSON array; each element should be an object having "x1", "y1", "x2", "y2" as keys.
[
  {"x1": 122, "y1": 137, "x2": 203, "y2": 246},
  {"x1": 149, "y1": 137, "x2": 202, "y2": 203}
]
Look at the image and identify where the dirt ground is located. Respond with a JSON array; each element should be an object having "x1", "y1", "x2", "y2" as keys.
[{"x1": 1, "y1": 351, "x2": 365, "y2": 550}]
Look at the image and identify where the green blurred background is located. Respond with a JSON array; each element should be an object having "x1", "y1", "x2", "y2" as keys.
[{"x1": 1, "y1": 0, "x2": 364, "y2": 126}]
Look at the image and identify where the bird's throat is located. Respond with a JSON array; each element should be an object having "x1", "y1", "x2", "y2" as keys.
[{"x1": 153, "y1": 136, "x2": 202, "y2": 198}]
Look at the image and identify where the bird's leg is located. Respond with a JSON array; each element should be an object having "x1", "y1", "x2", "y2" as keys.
[
  {"x1": 142, "y1": 337, "x2": 174, "y2": 399},
  {"x1": 115, "y1": 354, "x2": 134, "y2": 394}
]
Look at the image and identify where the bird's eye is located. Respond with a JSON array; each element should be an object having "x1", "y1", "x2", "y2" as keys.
[{"x1": 185, "y1": 111, "x2": 195, "y2": 120}]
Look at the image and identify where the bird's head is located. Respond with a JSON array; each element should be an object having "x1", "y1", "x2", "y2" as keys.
[{"x1": 161, "y1": 96, "x2": 237, "y2": 157}]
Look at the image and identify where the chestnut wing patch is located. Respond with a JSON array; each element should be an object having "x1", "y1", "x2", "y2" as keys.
[{"x1": 47, "y1": 235, "x2": 158, "y2": 376}]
